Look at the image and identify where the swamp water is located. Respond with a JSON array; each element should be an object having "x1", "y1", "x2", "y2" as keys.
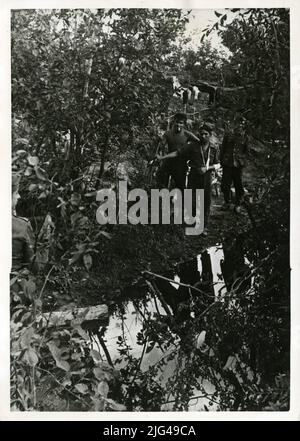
[{"x1": 93, "y1": 240, "x2": 251, "y2": 411}]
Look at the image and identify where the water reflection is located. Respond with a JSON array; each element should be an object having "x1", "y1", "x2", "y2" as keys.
[
  {"x1": 94, "y1": 238, "x2": 250, "y2": 411},
  {"x1": 221, "y1": 237, "x2": 251, "y2": 294}
]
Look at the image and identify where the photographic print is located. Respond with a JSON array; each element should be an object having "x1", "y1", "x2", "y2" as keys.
[{"x1": 5, "y1": 2, "x2": 294, "y2": 416}]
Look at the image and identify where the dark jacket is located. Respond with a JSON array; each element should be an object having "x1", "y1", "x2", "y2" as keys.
[
  {"x1": 12, "y1": 215, "x2": 37, "y2": 272},
  {"x1": 220, "y1": 130, "x2": 249, "y2": 168}
]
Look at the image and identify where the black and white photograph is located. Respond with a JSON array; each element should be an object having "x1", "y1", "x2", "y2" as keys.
[{"x1": 1, "y1": 0, "x2": 300, "y2": 420}]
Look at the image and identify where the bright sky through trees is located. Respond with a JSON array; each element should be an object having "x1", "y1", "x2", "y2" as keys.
[{"x1": 185, "y1": 8, "x2": 235, "y2": 53}]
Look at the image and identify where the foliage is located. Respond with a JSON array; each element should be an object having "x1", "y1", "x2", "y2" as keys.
[
  {"x1": 182, "y1": 41, "x2": 230, "y2": 85},
  {"x1": 10, "y1": 8, "x2": 290, "y2": 411},
  {"x1": 12, "y1": 9, "x2": 189, "y2": 180},
  {"x1": 10, "y1": 274, "x2": 126, "y2": 411},
  {"x1": 206, "y1": 8, "x2": 289, "y2": 141}
]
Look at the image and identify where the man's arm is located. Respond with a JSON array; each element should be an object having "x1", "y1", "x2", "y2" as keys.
[
  {"x1": 243, "y1": 134, "x2": 250, "y2": 156},
  {"x1": 24, "y1": 221, "x2": 39, "y2": 274},
  {"x1": 184, "y1": 129, "x2": 201, "y2": 143},
  {"x1": 213, "y1": 146, "x2": 221, "y2": 165},
  {"x1": 157, "y1": 138, "x2": 195, "y2": 161},
  {"x1": 207, "y1": 147, "x2": 221, "y2": 171},
  {"x1": 220, "y1": 133, "x2": 228, "y2": 165},
  {"x1": 156, "y1": 150, "x2": 179, "y2": 161}
]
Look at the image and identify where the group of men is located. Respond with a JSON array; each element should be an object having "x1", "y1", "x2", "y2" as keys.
[
  {"x1": 156, "y1": 112, "x2": 249, "y2": 236},
  {"x1": 11, "y1": 112, "x2": 249, "y2": 275}
]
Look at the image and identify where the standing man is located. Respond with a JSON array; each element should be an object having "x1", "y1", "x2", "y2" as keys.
[
  {"x1": 185, "y1": 123, "x2": 220, "y2": 234},
  {"x1": 220, "y1": 118, "x2": 250, "y2": 213},
  {"x1": 157, "y1": 123, "x2": 220, "y2": 235},
  {"x1": 156, "y1": 112, "x2": 200, "y2": 191},
  {"x1": 12, "y1": 173, "x2": 38, "y2": 273}
]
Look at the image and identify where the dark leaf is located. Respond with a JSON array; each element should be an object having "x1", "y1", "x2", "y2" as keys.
[
  {"x1": 47, "y1": 341, "x2": 70, "y2": 371},
  {"x1": 35, "y1": 166, "x2": 50, "y2": 182}
]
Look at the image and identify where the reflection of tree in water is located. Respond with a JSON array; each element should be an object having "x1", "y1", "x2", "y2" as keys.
[
  {"x1": 220, "y1": 236, "x2": 250, "y2": 295},
  {"x1": 96, "y1": 249, "x2": 221, "y2": 410},
  {"x1": 153, "y1": 250, "x2": 215, "y2": 320},
  {"x1": 95, "y1": 235, "x2": 288, "y2": 411}
]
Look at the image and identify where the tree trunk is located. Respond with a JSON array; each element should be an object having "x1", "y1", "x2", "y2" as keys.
[
  {"x1": 98, "y1": 133, "x2": 110, "y2": 180},
  {"x1": 36, "y1": 304, "x2": 109, "y2": 329},
  {"x1": 83, "y1": 55, "x2": 94, "y2": 98}
]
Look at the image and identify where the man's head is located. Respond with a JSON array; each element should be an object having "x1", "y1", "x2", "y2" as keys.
[
  {"x1": 199, "y1": 123, "x2": 213, "y2": 143},
  {"x1": 173, "y1": 112, "x2": 187, "y2": 133}
]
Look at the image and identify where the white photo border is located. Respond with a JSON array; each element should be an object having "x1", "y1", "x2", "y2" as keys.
[{"x1": 1, "y1": 0, "x2": 299, "y2": 421}]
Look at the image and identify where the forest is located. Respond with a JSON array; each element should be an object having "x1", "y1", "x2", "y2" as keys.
[{"x1": 10, "y1": 8, "x2": 290, "y2": 412}]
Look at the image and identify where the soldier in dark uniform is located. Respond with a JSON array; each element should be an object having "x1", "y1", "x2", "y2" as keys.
[
  {"x1": 220, "y1": 118, "x2": 250, "y2": 213},
  {"x1": 156, "y1": 112, "x2": 200, "y2": 191},
  {"x1": 12, "y1": 173, "x2": 37, "y2": 273}
]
